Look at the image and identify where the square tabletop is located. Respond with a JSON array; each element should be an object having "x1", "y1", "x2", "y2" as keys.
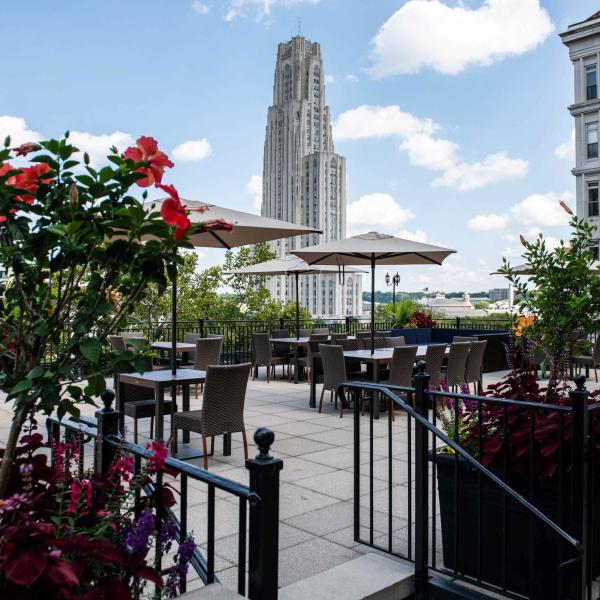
[
  {"x1": 151, "y1": 341, "x2": 196, "y2": 353},
  {"x1": 119, "y1": 368, "x2": 206, "y2": 387},
  {"x1": 270, "y1": 335, "x2": 356, "y2": 344},
  {"x1": 343, "y1": 344, "x2": 447, "y2": 362}
]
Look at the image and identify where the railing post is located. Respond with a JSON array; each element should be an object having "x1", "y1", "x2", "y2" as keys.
[
  {"x1": 569, "y1": 374, "x2": 590, "y2": 598},
  {"x1": 413, "y1": 361, "x2": 431, "y2": 599},
  {"x1": 246, "y1": 427, "x2": 283, "y2": 600},
  {"x1": 345, "y1": 315, "x2": 350, "y2": 333},
  {"x1": 94, "y1": 389, "x2": 119, "y2": 476},
  {"x1": 456, "y1": 316, "x2": 461, "y2": 330}
]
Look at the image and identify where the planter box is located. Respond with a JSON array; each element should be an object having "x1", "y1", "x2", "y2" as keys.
[{"x1": 434, "y1": 452, "x2": 598, "y2": 599}]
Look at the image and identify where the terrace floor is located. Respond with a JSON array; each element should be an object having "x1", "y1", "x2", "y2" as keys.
[{"x1": 0, "y1": 368, "x2": 598, "y2": 595}]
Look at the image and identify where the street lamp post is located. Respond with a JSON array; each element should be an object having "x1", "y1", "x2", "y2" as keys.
[{"x1": 385, "y1": 272, "x2": 401, "y2": 312}]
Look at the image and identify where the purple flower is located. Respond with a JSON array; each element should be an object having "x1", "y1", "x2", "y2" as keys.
[
  {"x1": 158, "y1": 518, "x2": 177, "y2": 554},
  {"x1": 165, "y1": 536, "x2": 196, "y2": 598},
  {"x1": 121, "y1": 508, "x2": 155, "y2": 556}
]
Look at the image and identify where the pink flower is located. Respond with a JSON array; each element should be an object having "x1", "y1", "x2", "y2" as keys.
[
  {"x1": 13, "y1": 143, "x2": 40, "y2": 157},
  {"x1": 157, "y1": 183, "x2": 191, "y2": 241},
  {"x1": 67, "y1": 479, "x2": 92, "y2": 515},
  {"x1": 146, "y1": 440, "x2": 168, "y2": 473}
]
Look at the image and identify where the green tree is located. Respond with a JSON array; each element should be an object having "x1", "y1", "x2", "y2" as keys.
[
  {"x1": 474, "y1": 300, "x2": 490, "y2": 310},
  {"x1": 499, "y1": 210, "x2": 600, "y2": 397}
]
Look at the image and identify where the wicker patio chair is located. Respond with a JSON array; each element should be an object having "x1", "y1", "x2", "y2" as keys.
[
  {"x1": 298, "y1": 328, "x2": 311, "y2": 338},
  {"x1": 356, "y1": 330, "x2": 372, "y2": 349},
  {"x1": 443, "y1": 342, "x2": 471, "y2": 391},
  {"x1": 181, "y1": 337, "x2": 223, "y2": 397},
  {"x1": 424, "y1": 344, "x2": 447, "y2": 389},
  {"x1": 385, "y1": 336, "x2": 405, "y2": 348},
  {"x1": 313, "y1": 327, "x2": 330, "y2": 335},
  {"x1": 381, "y1": 345, "x2": 418, "y2": 418},
  {"x1": 330, "y1": 332, "x2": 349, "y2": 341},
  {"x1": 319, "y1": 344, "x2": 355, "y2": 417},
  {"x1": 453, "y1": 335, "x2": 476, "y2": 344},
  {"x1": 171, "y1": 363, "x2": 252, "y2": 469},
  {"x1": 572, "y1": 337, "x2": 600, "y2": 382},
  {"x1": 375, "y1": 330, "x2": 392, "y2": 338},
  {"x1": 251, "y1": 332, "x2": 289, "y2": 382},
  {"x1": 465, "y1": 340, "x2": 487, "y2": 394}
]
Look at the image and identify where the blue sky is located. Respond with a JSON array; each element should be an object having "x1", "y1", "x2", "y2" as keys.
[{"x1": 2, "y1": 0, "x2": 597, "y2": 292}]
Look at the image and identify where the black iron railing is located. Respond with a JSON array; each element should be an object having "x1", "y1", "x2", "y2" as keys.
[
  {"x1": 46, "y1": 390, "x2": 282, "y2": 599},
  {"x1": 341, "y1": 367, "x2": 599, "y2": 600}
]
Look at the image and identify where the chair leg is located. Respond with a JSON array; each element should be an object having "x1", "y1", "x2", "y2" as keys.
[
  {"x1": 242, "y1": 430, "x2": 248, "y2": 461},
  {"x1": 202, "y1": 437, "x2": 208, "y2": 470},
  {"x1": 252, "y1": 362, "x2": 256, "y2": 381},
  {"x1": 171, "y1": 425, "x2": 178, "y2": 455},
  {"x1": 195, "y1": 383, "x2": 199, "y2": 399},
  {"x1": 318, "y1": 387, "x2": 325, "y2": 413},
  {"x1": 133, "y1": 418, "x2": 138, "y2": 444},
  {"x1": 339, "y1": 392, "x2": 344, "y2": 419},
  {"x1": 210, "y1": 436, "x2": 215, "y2": 456},
  {"x1": 267, "y1": 365, "x2": 270, "y2": 383},
  {"x1": 150, "y1": 417, "x2": 154, "y2": 440}
]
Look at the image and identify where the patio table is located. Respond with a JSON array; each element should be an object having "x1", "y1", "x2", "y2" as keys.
[
  {"x1": 116, "y1": 369, "x2": 230, "y2": 460},
  {"x1": 308, "y1": 344, "x2": 448, "y2": 418},
  {"x1": 270, "y1": 336, "x2": 356, "y2": 384}
]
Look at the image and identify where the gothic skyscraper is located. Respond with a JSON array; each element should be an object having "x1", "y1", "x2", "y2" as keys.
[{"x1": 261, "y1": 36, "x2": 362, "y2": 316}]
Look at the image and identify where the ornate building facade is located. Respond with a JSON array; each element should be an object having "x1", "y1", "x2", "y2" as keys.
[{"x1": 261, "y1": 36, "x2": 362, "y2": 316}]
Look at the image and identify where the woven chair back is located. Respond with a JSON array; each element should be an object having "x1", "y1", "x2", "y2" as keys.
[
  {"x1": 319, "y1": 344, "x2": 346, "y2": 392},
  {"x1": 446, "y1": 342, "x2": 470, "y2": 386},
  {"x1": 465, "y1": 340, "x2": 487, "y2": 384},
  {"x1": 388, "y1": 346, "x2": 418, "y2": 387},
  {"x1": 424, "y1": 344, "x2": 447, "y2": 388},
  {"x1": 194, "y1": 337, "x2": 223, "y2": 371}
]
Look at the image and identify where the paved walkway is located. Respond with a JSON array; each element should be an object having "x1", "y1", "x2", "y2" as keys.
[{"x1": 0, "y1": 368, "x2": 598, "y2": 594}]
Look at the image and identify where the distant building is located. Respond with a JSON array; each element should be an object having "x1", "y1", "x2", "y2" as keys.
[
  {"x1": 261, "y1": 35, "x2": 362, "y2": 316},
  {"x1": 561, "y1": 12, "x2": 600, "y2": 259},
  {"x1": 489, "y1": 288, "x2": 509, "y2": 302},
  {"x1": 419, "y1": 293, "x2": 477, "y2": 317}
]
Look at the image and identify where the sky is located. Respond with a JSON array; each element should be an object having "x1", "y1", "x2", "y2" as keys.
[{"x1": 1, "y1": 0, "x2": 597, "y2": 294}]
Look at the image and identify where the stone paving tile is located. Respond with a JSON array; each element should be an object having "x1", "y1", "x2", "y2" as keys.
[
  {"x1": 284, "y1": 501, "x2": 355, "y2": 536},
  {"x1": 277, "y1": 456, "x2": 337, "y2": 482},
  {"x1": 269, "y1": 436, "x2": 335, "y2": 457},
  {"x1": 272, "y1": 420, "x2": 332, "y2": 436},
  {"x1": 271, "y1": 482, "x2": 341, "y2": 520},
  {"x1": 292, "y1": 469, "x2": 388, "y2": 501},
  {"x1": 304, "y1": 427, "x2": 367, "y2": 446}
]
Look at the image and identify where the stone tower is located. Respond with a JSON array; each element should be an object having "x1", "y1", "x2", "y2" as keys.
[{"x1": 261, "y1": 36, "x2": 362, "y2": 317}]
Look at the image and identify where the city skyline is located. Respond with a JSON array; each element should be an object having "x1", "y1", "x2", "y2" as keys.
[{"x1": 1, "y1": 0, "x2": 596, "y2": 293}]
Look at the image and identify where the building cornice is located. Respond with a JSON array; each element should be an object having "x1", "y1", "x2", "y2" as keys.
[
  {"x1": 568, "y1": 99, "x2": 600, "y2": 115},
  {"x1": 572, "y1": 165, "x2": 600, "y2": 176},
  {"x1": 560, "y1": 18, "x2": 600, "y2": 45}
]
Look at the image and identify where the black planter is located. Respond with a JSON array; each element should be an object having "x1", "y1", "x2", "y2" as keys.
[{"x1": 434, "y1": 452, "x2": 598, "y2": 599}]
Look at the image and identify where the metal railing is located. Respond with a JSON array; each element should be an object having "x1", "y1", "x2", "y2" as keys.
[
  {"x1": 341, "y1": 366, "x2": 599, "y2": 599},
  {"x1": 46, "y1": 390, "x2": 282, "y2": 599}
]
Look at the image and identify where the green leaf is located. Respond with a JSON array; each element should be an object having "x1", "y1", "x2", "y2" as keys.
[
  {"x1": 47, "y1": 224, "x2": 67, "y2": 238},
  {"x1": 84, "y1": 374, "x2": 106, "y2": 397},
  {"x1": 79, "y1": 338, "x2": 101, "y2": 363},
  {"x1": 10, "y1": 379, "x2": 33, "y2": 394},
  {"x1": 26, "y1": 366, "x2": 44, "y2": 380}
]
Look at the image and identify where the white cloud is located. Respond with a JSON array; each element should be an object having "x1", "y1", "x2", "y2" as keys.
[
  {"x1": 555, "y1": 129, "x2": 575, "y2": 161},
  {"x1": 69, "y1": 130, "x2": 135, "y2": 166},
  {"x1": 0, "y1": 115, "x2": 42, "y2": 147},
  {"x1": 333, "y1": 105, "x2": 437, "y2": 142},
  {"x1": 433, "y1": 152, "x2": 528, "y2": 191},
  {"x1": 370, "y1": 0, "x2": 554, "y2": 78},
  {"x1": 509, "y1": 192, "x2": 573, "y2": 227},
  {"x1": 325, "y1": 74, "x2": 335, "y2": 84},
  {"x1": 346, "y1": 74, "x2": 359, "y2": 83},
  {"x1": 347, "y1": 193, "x2": 414, "y2": 230},
  {"x1": 398, "y1": 133, "x2": 458, "y2": 171},
  {"x1": 395, "y1": 229, "x2": 429, "y2": 243},
  {"x1": 223, "y1": 0, "x2": 323, "y2": 22},
  {"x1": 334, "y1": 105, "x2": 527, "y2": 190},
  {"x1": 467, "y1": 213, "x2": 509, "y2": 231},
  {"x1": 246, "y1": 174, "x2": 262, "y2": 212},
  {"x1": 192, "y1": 0, "x2": 210, "y2": 14},
  {"x1": 172, "y1": 138, "x2": 212, "y2": 161}
]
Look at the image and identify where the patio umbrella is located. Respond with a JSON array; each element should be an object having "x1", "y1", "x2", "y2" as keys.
[
  {"x1": 225, "y1": 254, "x2": 366, "y2": 339},
  {"x1": 147, "y1": 199, "x2": 322, "y2": 373},
  {"x1": 293, "y1": 231, "x2": 456, "y2": 354}
]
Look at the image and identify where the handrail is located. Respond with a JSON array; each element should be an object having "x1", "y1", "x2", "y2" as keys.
[
  {"x1": 340, "y1": 380, "x2": 583, "y2": 553},
  {"x1": 46, "y1": 416, "x2": 257, "y2": 501}
]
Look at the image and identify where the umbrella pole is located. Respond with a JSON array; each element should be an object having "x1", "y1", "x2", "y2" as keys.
[
  {"x1": 171, "y1": 250, "x2": 177, "y2": 376},
  {"x1": 371, "y1": 258, "x2": 375, "y2": 355},
  {"x1": 295, "y1": 271, "x2": 300, "y2": 340}
]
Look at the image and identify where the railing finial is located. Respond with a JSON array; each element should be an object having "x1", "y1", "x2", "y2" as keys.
[
  {"x1": 416, "y1": 360, "x2": 427, "y2": 374},
  {"x1": 254, "y1": 427, "x2": 275, "y2": 460},
  {"x1": 100, "y1": 389, "x2": 115, "y2": 411},
  {"x1": 574, "y1": 373, "x2": 587, "y2": 392}
]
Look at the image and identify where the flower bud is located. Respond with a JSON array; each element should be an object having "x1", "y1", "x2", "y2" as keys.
[
  {"x1": 69, "y1": 184, "x2": 79, "y2": 206},
  {"x1": 559, "y1": 200, "x2": 573, "y2": 215},
  {"x1": 519, "y1": 234, "x2": 526, "y2": 246}
]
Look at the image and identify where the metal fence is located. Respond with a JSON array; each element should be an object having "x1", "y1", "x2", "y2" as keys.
[
  {"x1": 342, "y1": 368, "x2": 600, "y2": 599},
  {"x1": 46, "y1": 390, "x2": 282, "y2": 599}
]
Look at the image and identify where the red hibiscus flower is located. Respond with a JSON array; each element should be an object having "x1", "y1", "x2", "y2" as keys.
[
  {"x1": 123, "y1": 136, "x2": 174, "y2": 187},
  {"x1": 157, "y1": 184, "x2": 191, "y2": 241},
  {"x1": 13, "y1": 143, "x2": 40, "y2": 157},
  {"x1": 7, "y1": 163, "x2": 52, "y2": 204},
  {"x1": 202, "y1": 218, "x2": 234, "y2": 233}
]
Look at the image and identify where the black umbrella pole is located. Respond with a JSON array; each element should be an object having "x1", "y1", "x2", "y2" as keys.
[
  {"x1": 295, "y1": 272, "x2": 300, "y2": 340},
  {"x1": 371, "y1": 258, "x2": 375, "y2": 355}
]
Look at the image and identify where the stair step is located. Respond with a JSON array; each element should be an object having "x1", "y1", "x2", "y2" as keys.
[
  {"x1": 279, "y1": 553, "x2": 414, "y2": 600},
  {"x1": 178, "y1": 583, "x2": 242, "y2": 599}
]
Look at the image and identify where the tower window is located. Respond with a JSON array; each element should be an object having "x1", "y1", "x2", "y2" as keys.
[
  {"x1": 589, "y1": 182, "x2": 599, "y2": 217},
  {"x1": 587, "y1": 122, "x2": 599, "y2": 159},
  {"x1": 587, "y1": 64, "x2": 598, "y2": 101},
  {"x1": 592, "y1": 242, "x2": 600, "y2": 261}
]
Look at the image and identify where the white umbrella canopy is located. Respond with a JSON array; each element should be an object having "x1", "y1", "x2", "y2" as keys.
[
  {"x1": 293, "y1": 231, "x2": 456, "y2": 353},
  {"x1": 225, "y1": 255, "x2": 366, "y2": 338},
  {"x1": 150, "y1": 199, "x2": 319, "y2": 249},
  {"x1": 144, "y1": 199, "x2": 322, "y2": 373}
]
